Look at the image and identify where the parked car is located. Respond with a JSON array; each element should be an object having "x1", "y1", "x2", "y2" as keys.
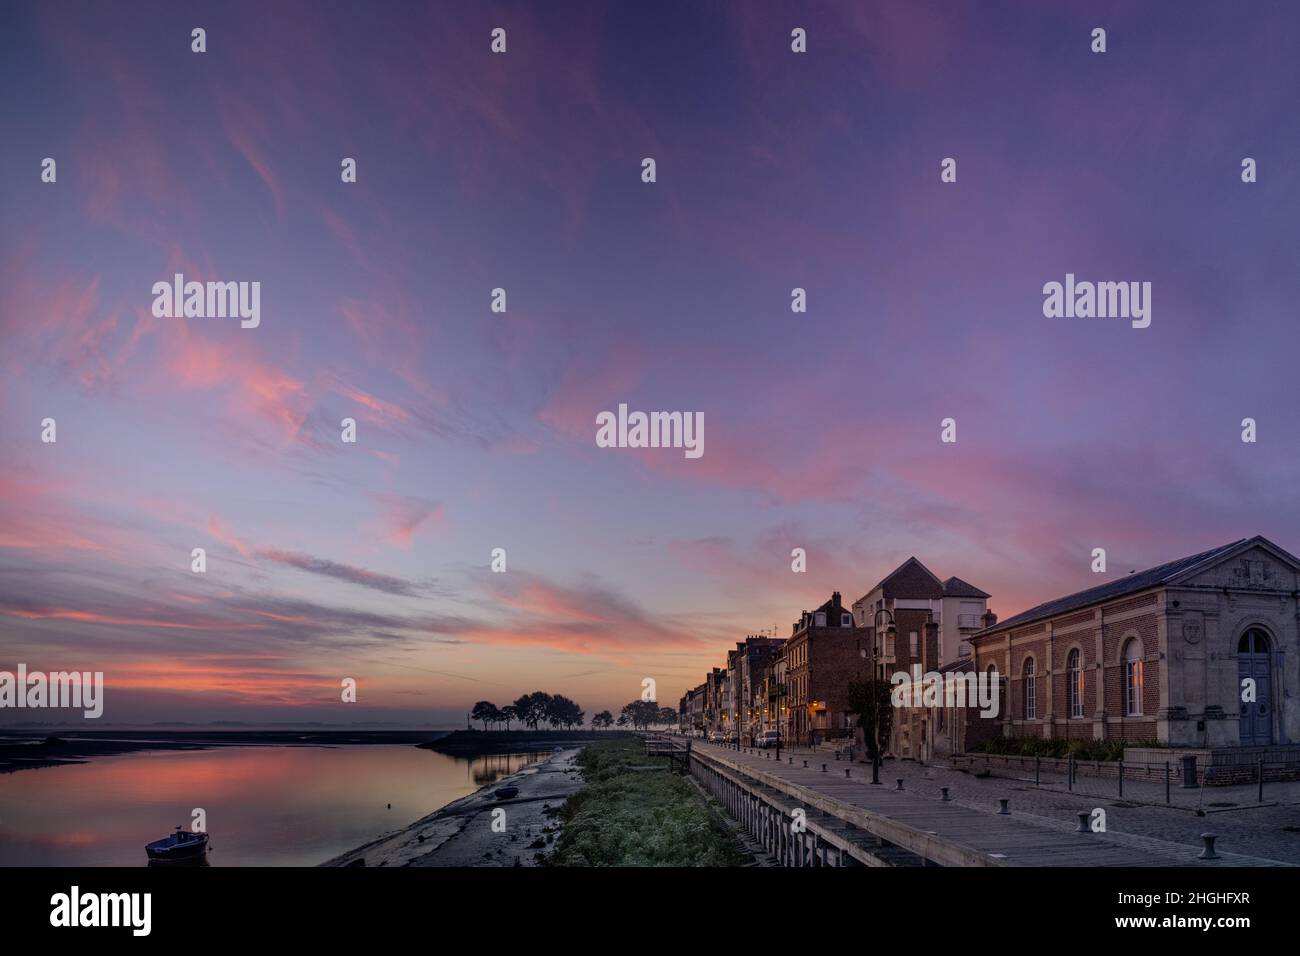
[{"x1": 756, "y1": 730, "x2": 781, "y2": 748}]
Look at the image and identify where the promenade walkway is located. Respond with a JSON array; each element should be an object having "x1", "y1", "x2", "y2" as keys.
[{"x1": 690, "y1": 741, "x2": 1294, "y2": 867}]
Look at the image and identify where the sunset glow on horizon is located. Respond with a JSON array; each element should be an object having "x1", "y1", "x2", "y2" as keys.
[{"x1": 3, "y1": 0, "x2": 1299, "y2": 726}]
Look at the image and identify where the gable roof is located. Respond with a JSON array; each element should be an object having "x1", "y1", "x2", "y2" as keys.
[
  {"x1": 859, "y1": 556, "x2": 943, "y2": 601},
  {"x1": 942, "y1": 576, "x2": 990, "y2": 599},
  {"x1": 974, "y1": 536, "x2": 1297, "y2": 638}
]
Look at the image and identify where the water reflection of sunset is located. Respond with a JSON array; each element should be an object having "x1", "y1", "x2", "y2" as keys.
[{"x1": 0, "y1": 744, "x2": 517, "y2": 866}]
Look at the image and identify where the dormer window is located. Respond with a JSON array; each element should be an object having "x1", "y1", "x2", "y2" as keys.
[
  {"x1": 814, "y1": 612, "x2": 826, "y2": 627},
  {"x1": 841, "y1": 613, "x2": 852, "y2": 627}
]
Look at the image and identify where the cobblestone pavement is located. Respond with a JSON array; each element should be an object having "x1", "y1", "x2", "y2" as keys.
[{"x1": 731, "y1": 743, "x2": 1300, "y2": 864}]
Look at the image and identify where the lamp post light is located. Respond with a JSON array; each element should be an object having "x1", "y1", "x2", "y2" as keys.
[
  {"x1": 856, "y1": 607, "x2": 897, "y2": 785},
  {"x1": 775, "y1": 681, "x2": 786, "y2": 762},
  {"x1": 735, "y1": 696, "x2": 742, "y2": 751}
]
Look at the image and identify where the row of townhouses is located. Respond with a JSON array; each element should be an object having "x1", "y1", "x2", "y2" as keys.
[
  {"x1": 677, "y1": 536, "x2": 1300, "y2": 770},
  {"x1": 678, "y1": 556, "x2": 995, "y2": 753}
]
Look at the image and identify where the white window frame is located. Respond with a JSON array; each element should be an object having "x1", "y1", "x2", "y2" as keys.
[
  {"x1": 1123, "y1": 640, "x2": 1143, "y2": 717},
  {"x1": 1067, "y1": 649, "x2": 1084, "y2": 718},
  {"x1": 1022, "y1": 657, "x2": 1036, "y2": 719}
]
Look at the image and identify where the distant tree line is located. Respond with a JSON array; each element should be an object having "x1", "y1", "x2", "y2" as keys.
[
  {"x1": 466, "y1": 694, "x2": 677, "y2": 731},
  {"x1": 617, "y1": 700, "x2": 678, "y2": 731},
  {"x1": 469, "y1": 692, "x2": 584, "y2": 731}
]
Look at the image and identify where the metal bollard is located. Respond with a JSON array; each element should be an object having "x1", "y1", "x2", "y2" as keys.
[
  {"x1": 1165, "y1": 761, "x2": 1171, "y2": 805},
  {"x1": 940, "y1": 787, "x2": 951, "y2": 801},
  {"x1": 803, "y1": 760, "x2": 808, "y2": 768},
  {"x1": 821, "y1": 764, "x2": 827, "y2": 772},
  {"x1": 896, "y1": 778, "x2": 904, "y2": 791},
  {"x1": 1199, "y1": 833, "x2": 1219, "y2": 860},
  {"x1": 845, "y1": 768, "x2": 851, "y2": 778},
  {"x1": 1119, "y1": 760, "x2": 1124, "y2": 798},
  {"x1": 998, "y1": 798, "x2": 1010, "y2": 815},
  {"x1": 1076, "y1": 811, "x2": 1090, "y2": 833},
  {"x1": 1258, "y1": 758, "x2": 1265, "y2": 803}
]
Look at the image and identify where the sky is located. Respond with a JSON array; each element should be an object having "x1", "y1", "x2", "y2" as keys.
[{"x1": 2, "y1": 0, "x2": 1299, "y2": 727}]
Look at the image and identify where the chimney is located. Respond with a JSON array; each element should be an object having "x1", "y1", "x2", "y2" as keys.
[{"x1": 982, "y1": 610, "x2": 998, "y2": 628}]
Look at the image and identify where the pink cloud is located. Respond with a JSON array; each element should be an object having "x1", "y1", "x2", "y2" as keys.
[
  {"x1": 207, "y1": 514, "x2": 253, "y2": 559},
  {"x1": 372, "y1": 494, "x2": 445, "y2": 548}
]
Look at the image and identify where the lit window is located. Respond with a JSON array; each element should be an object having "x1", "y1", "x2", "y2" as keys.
[
  {"x1": 1067, "y1": 649, "x2": 1084, "y2": 718},
  {"x1": 1123, "y1": 640, "x2": 1143, "y2": 717},
  {"x1": 1022, "y1": 657, "x2": 1036, "y2": 719}
]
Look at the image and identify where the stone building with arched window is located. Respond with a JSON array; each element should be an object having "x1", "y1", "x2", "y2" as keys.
[{"x1": 968, "y1": 536, "x2": 1300, "y2": 765}]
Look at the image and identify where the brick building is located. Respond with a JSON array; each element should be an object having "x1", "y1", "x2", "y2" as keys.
[
  {"x1": 970, "y1": 536, "x2": 1300, "y2": 751},
  {"x1": 760, "y1": 648, "x2": 788, "y2": 740},
  {"x1": 684, "y1": 683, "x2": 706, "y2": 736},
  {"x1": 729, "y1": 636, "x2": 785, "y2": 745},
  {"x1": 886, "y1": 609, "x2": 941, "y2": 760},
  {"x1": 851, "y1": 557, "x2": 990, "y2": 670},
  {"x1": 704, "y1": 668, "x2": 727, "y2": 737},
  {"x1": 786, "y1": 592, "x2": 860, "y2": 746}
]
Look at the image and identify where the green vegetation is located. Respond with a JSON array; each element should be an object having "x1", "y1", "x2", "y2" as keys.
[
  {"x1": 970, "y1": 736, "x2": 1164, "y2": 762},
  {"x1": 549, "y1": 738, "x2": 749, "y2": 867}
]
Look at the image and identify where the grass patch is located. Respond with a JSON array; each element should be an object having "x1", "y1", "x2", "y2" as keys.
[{"x1": 548, "y1": 738, "x2": 749, "y2": 867}]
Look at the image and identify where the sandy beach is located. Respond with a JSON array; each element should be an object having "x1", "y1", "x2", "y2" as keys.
[{"x1": 323, "y1": 748, "x2": 585, "y2": 867}]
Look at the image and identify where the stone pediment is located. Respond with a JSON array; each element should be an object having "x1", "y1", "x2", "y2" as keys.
[{"x1": 1173, "y1": 542, "x2": 1300, "y2": 592}]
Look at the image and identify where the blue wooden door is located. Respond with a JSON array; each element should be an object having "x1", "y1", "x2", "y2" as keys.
[{"x1": 1238, "y1": 630, "x2": 1273, "y2": 746}]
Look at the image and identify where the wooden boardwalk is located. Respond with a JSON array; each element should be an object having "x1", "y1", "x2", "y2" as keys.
[{"x1": 688, "y1": 741, "x2": 1290, "y2": 867}]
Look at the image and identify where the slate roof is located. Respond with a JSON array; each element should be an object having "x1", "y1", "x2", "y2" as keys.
[
  {"x1": 862, "y1": 557, "x2": 942, "y2": 596},
  {"x1": 974, "y1": 537, "x2": 1278, "y2": 638},
  {"x1": 941, "y1": 576, "x2": 990, "y2": 599}
]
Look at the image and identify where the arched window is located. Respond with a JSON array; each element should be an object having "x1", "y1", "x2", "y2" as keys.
[
  {"x1": 1022, "y1": 657, "x2": 1036, "y2": 719},
  {"x1": 1067, "y1": 649, "x2": 1084, "y2": 718},
  {"x1": 1239, "y1": 629, "x2": 1270, "y2": 655},
  {"x1": 1123, "y1": 639, "x2": 1144, "y2": 716}
]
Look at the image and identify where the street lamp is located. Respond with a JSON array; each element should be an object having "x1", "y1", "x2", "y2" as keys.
[
  {"x1": 775, "y1": 681, "x2": 786, "y2": 762},
  {"x1": 734, "y1": 692, "x2": 741, "y2": 751},
  {"x1": 856, "y1": 606, "x2": 897, "y2": 785}
]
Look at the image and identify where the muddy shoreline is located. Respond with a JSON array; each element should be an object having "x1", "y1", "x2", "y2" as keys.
[{"x1": 323, "y1": 748, "x2": 585, "y2": 867}]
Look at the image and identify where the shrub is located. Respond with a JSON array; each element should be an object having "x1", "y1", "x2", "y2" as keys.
[{"x1": 969, "y1": 736, "x2": 1164, "y2": 762}]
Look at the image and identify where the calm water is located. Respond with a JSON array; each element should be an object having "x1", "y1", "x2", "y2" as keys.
[{"x1": 0, "y1": 744, "x2": 543, "y2": 866}]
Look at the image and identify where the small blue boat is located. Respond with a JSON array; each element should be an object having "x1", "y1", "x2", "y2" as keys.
[{"x1": 145, "y1": 826, "x2": 209, "y2": 864}]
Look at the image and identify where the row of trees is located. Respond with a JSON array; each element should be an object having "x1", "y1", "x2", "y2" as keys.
[
  {"x1": 469, "y1": 692, "x2": 585, "y2": 731},
  {"x1": 618, "y1": 700, "x2": 678, "y2": 730},
  {"x1": 467, "y1": 694, "x2": 678, "y2": 732}
]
